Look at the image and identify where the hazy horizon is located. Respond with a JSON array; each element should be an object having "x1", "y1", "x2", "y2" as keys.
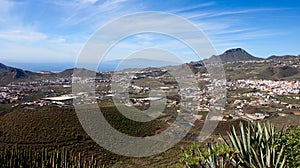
[{"x1": 2, "y1": 47, "x2": 300, "y2": 72}]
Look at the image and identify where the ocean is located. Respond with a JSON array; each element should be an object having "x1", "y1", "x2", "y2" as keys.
[
  {"x1": 4, "y1": 62, "x2": 116, "y2": 73},
  {"x1": 4, "y1": 59, "x2": 181, "y2": 73}
]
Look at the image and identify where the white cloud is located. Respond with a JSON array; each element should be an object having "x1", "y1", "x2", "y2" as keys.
[
  {"x1": 61, "y1": 0, "x2": 132, "y2": 26},
  {"x1": 211, "y1": 28, "x2": 256, "y2": 35},
  {"x1": 0, "y1": 0, "x2": 26, "y2": 24},
  {"x1": 211, "y1": 29, "x2": 282, "y2": 42},
  {"x1": 0, "y1": 1, "x2": 48, "y2": 45},
  {"x1": 183, "y1": 8, "x2": 290, "y2": 20},
  {"x1": 0, "y1": 0, "x2": 13, "y2": 22},
  {"x1": 80, "y1": 0, "x2": 99, "y2": 4},
  {"x1": 169, "y1": 2, "x2": 216, "y2": 13},
  {"x1": 52, "y1": 37, "x2": 66, "y2": 43},
  {"x1": 206, "y1": 8, "x2": 289, "y2": 18},
  {"x1": 0, "y1": 40, "x2": 84, "y2": 62},
  {"x1": 169, "y1": 7, "x2": 290, "y2": 55},
  {"x1": 0, "y1": 29, "x2": 47, "y2": 42}
]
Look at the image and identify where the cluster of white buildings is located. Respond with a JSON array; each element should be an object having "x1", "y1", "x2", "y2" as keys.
[
  {"x1": 10, "y1": 78, "x2": 71, "y2": 86},
  {"x1": 232, "y1": 80, "x2": 300, "y2": 95},
  {"x1": 225, "y1": 79, "x2": 300, "y2": 121},
  {"x1": 0, "y1": 86, "x2": 31, "y2": 104}
]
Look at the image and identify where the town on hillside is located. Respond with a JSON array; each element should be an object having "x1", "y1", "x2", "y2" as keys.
[{"x1": 1, "y1": 48, "x2": 300, "y2": 125}]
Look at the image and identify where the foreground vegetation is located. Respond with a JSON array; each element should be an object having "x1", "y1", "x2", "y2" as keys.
[
  {"x1": 0, "y1": 146, "x2": 106, "y2": 168},
  {"x1": 178, "y1": 122, "x2": 300, "y2": 168},
  {"x1": 1, "y1": 104, "x2": 299, "y2": 167}
]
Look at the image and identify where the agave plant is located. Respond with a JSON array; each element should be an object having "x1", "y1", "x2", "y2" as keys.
[
  {"x1": 179, "y1": 122, "x2": 288, "y2": 168},
  {"x1": 224, "y1": 122, "x2": 286, "y2": 168}
]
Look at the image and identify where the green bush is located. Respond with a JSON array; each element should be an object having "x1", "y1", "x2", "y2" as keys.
[
  {"x1": 276, "y1": 126, "x2": 300, "y2": 167},
  {"x1": 178, "y1": 142, "x2": 237, "y2": 168}
]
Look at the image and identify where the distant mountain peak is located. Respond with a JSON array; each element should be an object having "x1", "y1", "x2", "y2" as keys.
[
  {"x1": 205, "y1": 48, "x2": 261, "y2": 63},
  {"x1": 224, "y1": 48, "x2": 246, "y2": 53}
]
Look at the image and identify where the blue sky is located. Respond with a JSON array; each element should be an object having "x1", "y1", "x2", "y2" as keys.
[{"x1": 0, "y1": 0, "x2": 299, "y2": 63}]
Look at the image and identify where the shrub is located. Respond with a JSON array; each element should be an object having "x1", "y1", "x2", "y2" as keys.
[
  {"x1": 178, "y1": 142, "x2": 237, "y2": 168},
  {"x1": 276, "y1": 126, "x2": 300, "y2": 167}
]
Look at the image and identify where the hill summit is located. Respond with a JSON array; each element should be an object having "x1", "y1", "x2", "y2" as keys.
[{"x1": 205, "y1": 48, "x2": 262, "y2": 63}]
